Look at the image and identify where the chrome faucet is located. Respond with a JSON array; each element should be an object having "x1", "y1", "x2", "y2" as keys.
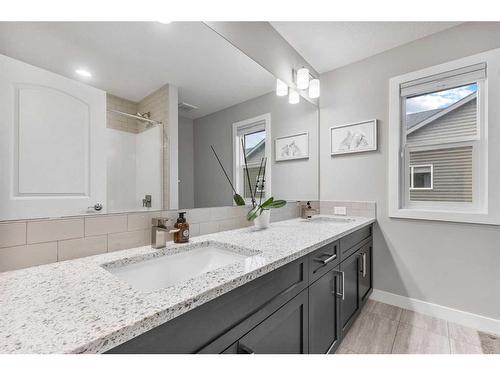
[
  {"x1": 302, "y1": 201, "x2": 318, "y2": 219},
  {"x1": 151, "y1": 217, "x2": 178, "y2": 249},
  {"x1": 142, "y1": 194, "x2": 152, "y2": 208}
]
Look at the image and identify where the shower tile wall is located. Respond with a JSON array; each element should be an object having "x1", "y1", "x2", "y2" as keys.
[
  {"x1": 106, "y1": 94, "x2": 141, "y2": 133},
  {"x1": 137, "y1": 85, "x2": 170, "y2": 210}
]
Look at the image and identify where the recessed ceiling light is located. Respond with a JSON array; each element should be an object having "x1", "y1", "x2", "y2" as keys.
[
  {"x1": 158, "y1": 21, "x2": 172, "y2": 24},
  {"x1": 75, "y1": 69, "x2": 92, "y2": 78}
]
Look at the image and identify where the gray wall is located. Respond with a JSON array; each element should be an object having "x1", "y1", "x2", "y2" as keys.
[
  {"x1": 178, "y1": 116, "x2": 195, "y2": 209},
  {"x1": 205, "y1": 22, "x2": 319, "y2": 106},
  {"x1": 194, "y1": 91, "x2": 319, "y2": 208},
  {"x1": 320, "y1": 22, "x2": 500, "y2": 320}
]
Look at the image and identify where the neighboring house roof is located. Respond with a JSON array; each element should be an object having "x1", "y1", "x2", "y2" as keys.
[
  {"x1": 406, "y1": 91, "x2": 477, "y2": 134},
  {"x1": 406, "y1": 108, "x2": 442, "y2": 129},
  {"x1": 246, "y1": 139, "x2": 265, "y2": 159}
]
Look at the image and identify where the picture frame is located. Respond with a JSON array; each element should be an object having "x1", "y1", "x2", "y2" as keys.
[
  {"x1": 275, "y1": 132, "x2": 309, "y2": 161},
  {"x1": 330, "y1": 119, "x2": 377, "y2": 155}
]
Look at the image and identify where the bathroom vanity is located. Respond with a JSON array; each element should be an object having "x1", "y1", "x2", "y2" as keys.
[
  {"x1": 0, "y1": 215, "x2": 374, "y2": 354},
  {"x1": 107, "y1": 221, "x2": 372, "y2": 354}
]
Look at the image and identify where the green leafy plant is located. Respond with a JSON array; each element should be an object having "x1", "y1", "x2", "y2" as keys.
[
  {"x1": 241, "y1": 139, "x2": 286, "y2": 222},
  {"x1": 246, "y1": 196, "x2": 287, "y2": 221}
]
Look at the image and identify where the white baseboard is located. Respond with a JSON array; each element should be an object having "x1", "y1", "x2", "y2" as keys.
[{"x1": 370, "y1": 289, "x2": 500, "y2": 336}]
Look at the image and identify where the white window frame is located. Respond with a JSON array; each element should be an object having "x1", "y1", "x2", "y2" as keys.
[
  {"x1": 232, "y1": 113, "x2": 271, "y2": 205},
  {"x1": 410, "y1": 164, "x2": 433, "y2": 190},
  {"x1": 388, "y1": 49, "x2": 500, "y2": 225}
]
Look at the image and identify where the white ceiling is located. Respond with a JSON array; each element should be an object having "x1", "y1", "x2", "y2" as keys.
[
  {"x1": 271, "y1": 22, "x2": 462, "y2": 73},
  {"x1": 0, "y1": 22, "x2": 275, "y2": 119}
]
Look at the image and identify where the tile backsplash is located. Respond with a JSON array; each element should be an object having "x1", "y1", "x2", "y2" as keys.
[
  {"x1": 0, "y1": 200, "x2": 375, "y2": 272},
  {"x1": 319, "y1": 200, "x2": 376, "y2": 218},
  {"x1": 0, "y1": 202, "x2": 301, "y2": 272}
]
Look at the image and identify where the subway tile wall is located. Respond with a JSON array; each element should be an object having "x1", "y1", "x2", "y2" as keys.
[
  {"x1": 106, "y1": 94, "x2": 141, "y2": 133},
  {"x1": 0, "y1": 201, "x2": 375, "y2": 273},
  {"x1": 0, "y1": 202, "x2": 301, "y2": 272}
]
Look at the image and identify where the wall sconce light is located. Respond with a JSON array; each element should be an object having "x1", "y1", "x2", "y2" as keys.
[
  {"x1": 276, "y1": 79, "x2": 288, "y2": 96},
  {"x1": 288, "y1": 89, "x2": 300, "y2": 104},
  {"x1": 296, "y1": 67, "x2": 310, "y2": 90},
  {"x1": 308, "y1": 78, "x2": 320, "y2": 99}
]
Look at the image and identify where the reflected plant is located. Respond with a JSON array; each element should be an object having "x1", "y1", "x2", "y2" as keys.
[
  {"x1": 210, "y1": 145, "x2": 245, "y2": 206},
  {"x1": 211, "y1": 142, "x2": 286, "y2": 221}
]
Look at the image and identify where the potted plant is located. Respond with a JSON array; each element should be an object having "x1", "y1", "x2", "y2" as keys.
[{"x1": 211, "y1": 142, "x2": 286, "y2": 229}]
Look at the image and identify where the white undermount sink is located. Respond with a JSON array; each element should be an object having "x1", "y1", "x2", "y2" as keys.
[{"x1": 106, "y1": 243, "x2": 252, "y2": 292}]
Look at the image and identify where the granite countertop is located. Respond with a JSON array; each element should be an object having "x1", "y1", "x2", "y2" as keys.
[{"x1": 0, "y1": 215, "x2": 375, "y2": 354}]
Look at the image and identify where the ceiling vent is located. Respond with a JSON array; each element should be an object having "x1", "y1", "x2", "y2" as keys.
[{"x1": 178, "y1": 102, "x2": 199, "y2": 112}]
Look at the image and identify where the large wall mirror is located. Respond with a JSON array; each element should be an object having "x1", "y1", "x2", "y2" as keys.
[{"x1": 0, "y1": 22, "x2": 318, "y2": 221}]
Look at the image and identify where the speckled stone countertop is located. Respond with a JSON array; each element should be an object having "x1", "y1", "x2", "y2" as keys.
[{"x1": 0, "y1": 215, "x2": 375, "y2": 354}]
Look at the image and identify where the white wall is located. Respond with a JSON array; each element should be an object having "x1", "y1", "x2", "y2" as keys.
[
  {"x1": 106, "y1": 128, "x2": 137, "y2": 211},
  {"x1": 136, "y1": 126, "x2": 163, "y2": 210},
  {"x1": 178, "y1": 116, "x2": 195, "y2": 209},
  {"x1": 319, "y1": 22, "x2": 500, "y2": 320},
  {"x1": 107, "y1": 126, "x2": 162, "y2": 212}
]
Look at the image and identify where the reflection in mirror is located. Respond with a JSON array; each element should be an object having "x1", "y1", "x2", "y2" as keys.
[{"x1": 0, "y1": 22, "x2": 318, "y2": 221}]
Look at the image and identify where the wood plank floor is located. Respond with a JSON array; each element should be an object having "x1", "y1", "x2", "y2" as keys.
[{"x1": 337, "y1": 300, "x2": 500, "y2": 354}]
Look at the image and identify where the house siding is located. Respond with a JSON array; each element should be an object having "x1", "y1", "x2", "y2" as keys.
[
  {"x1": 407, "y1": 98, "x2": 477, "y2": 145},
  {"x1": 409, "y1": 146, "x2": 473, "y2": 202}
]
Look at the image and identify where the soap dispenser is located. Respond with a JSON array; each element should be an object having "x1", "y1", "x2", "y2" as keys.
[{"x1": 174, "y1": 212, "x2": 190, "y2": 243}]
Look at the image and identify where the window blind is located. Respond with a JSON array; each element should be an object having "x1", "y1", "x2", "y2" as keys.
[
  {"x1": 236, "y1": 119, "x2": 266, "y2": 136},
  {"x1": 400, "y1": 63, "x2": 486, "y2": 97}
]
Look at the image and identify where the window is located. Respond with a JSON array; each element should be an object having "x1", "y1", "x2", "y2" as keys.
[
  {"x1": 232, "y1": 114, "x2": 271, "y2": 204},
  {"x1": 410, "y1": 165, "x2": 433, "y2": 190},
  {"x1": 388, "y1": 51, "x2": 496, "y2": 224},
  {"x1": 402, "y1": 74, "x2": 483, "y2": 208}
]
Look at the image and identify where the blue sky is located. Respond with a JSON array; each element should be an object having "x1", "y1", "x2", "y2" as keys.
[
  {"x1": 244, "y1": 130, "x2": 266, "y2": 151},
  {"x1": 406, "y1": 83, "x2": 477, "y2": 114}
]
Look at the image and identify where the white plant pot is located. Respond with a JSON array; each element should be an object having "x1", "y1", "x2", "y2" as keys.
[{"x1": 254, "y1": 209, "x2": 271, "y2": 229}]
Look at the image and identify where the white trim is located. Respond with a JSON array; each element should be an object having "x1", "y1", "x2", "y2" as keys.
[
  {"x1": 370, "y1": 289, "x2": 500, "y2": 336},
  {"x1": 330, "y1": 119, "x2": 377, "y2": 155},
  {"x1": 168, "y1": 85, "x2": 179, "y2": 210},
  {"x1": 409, "y1": 164, "x2": 433, "y2": 190},
  {"x1": 388, "y1": 48, "x2": 500, "y2": 224},
  {"x1": 274, "y1": 131, "x2": 309, "y2": 161},
  {"x1": 232, "y1": 113, "x2": 272, "y2": 204}
]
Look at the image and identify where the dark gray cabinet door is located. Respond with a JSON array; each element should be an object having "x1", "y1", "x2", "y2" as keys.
[
  {"x1": 340, "y1": 251, "x2": 360, "y2": 334},
  {"x1": 228, "y1": 289, "x2": 309, "y2": 354},
  {"x1": 359, "y1": 242, "x2": 372, "y2": 303},
  {"x1": 308, "y1": 267, "x2": 341, "y2": 354}
]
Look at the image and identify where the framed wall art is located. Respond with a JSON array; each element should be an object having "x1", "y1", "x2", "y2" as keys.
[{"x1": 330, "y1": 119, "x2": 377, "y2": 155}]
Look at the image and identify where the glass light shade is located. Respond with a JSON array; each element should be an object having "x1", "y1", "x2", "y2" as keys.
[
  {"x1": 296, "y1": 67, "x2": 310, "y2": 90},
  {"x1": 308, "y1": 78, "x2": 320, "y2": 98},
  {"x1": 276, "y1": 79, "x2": 288, "y2": 96},
  {"x1": 288, "y1": 90, "x2": 300, "y2": 104}
]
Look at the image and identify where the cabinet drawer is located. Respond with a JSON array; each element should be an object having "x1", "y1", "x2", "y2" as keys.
[
  {"x1": 308, "y1": 240, "x2": 339, "y2": 283},
  {"x1": 340, "y1": 225, "x2": 372, "y2": 259}
]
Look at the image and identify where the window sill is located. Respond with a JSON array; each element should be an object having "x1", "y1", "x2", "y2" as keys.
[{"x1": 388, "y1": 208, "x2": 500, "y2": 226}]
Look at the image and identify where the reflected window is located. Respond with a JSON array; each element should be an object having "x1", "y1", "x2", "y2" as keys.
[{"x1": 233, "y1": 115, "x2": 270, "y2": 204}]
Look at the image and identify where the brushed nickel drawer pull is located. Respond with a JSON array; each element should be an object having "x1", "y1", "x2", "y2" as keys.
[
  {"x1": 337, "y1": 271, "x2": 345, "y2": 300},
  {"x1": 362, "y1": 253, "x2": 367, "y2": 278},
  {"x1": 313, "y1": 253, "x2": 337, "y2": 265}
]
